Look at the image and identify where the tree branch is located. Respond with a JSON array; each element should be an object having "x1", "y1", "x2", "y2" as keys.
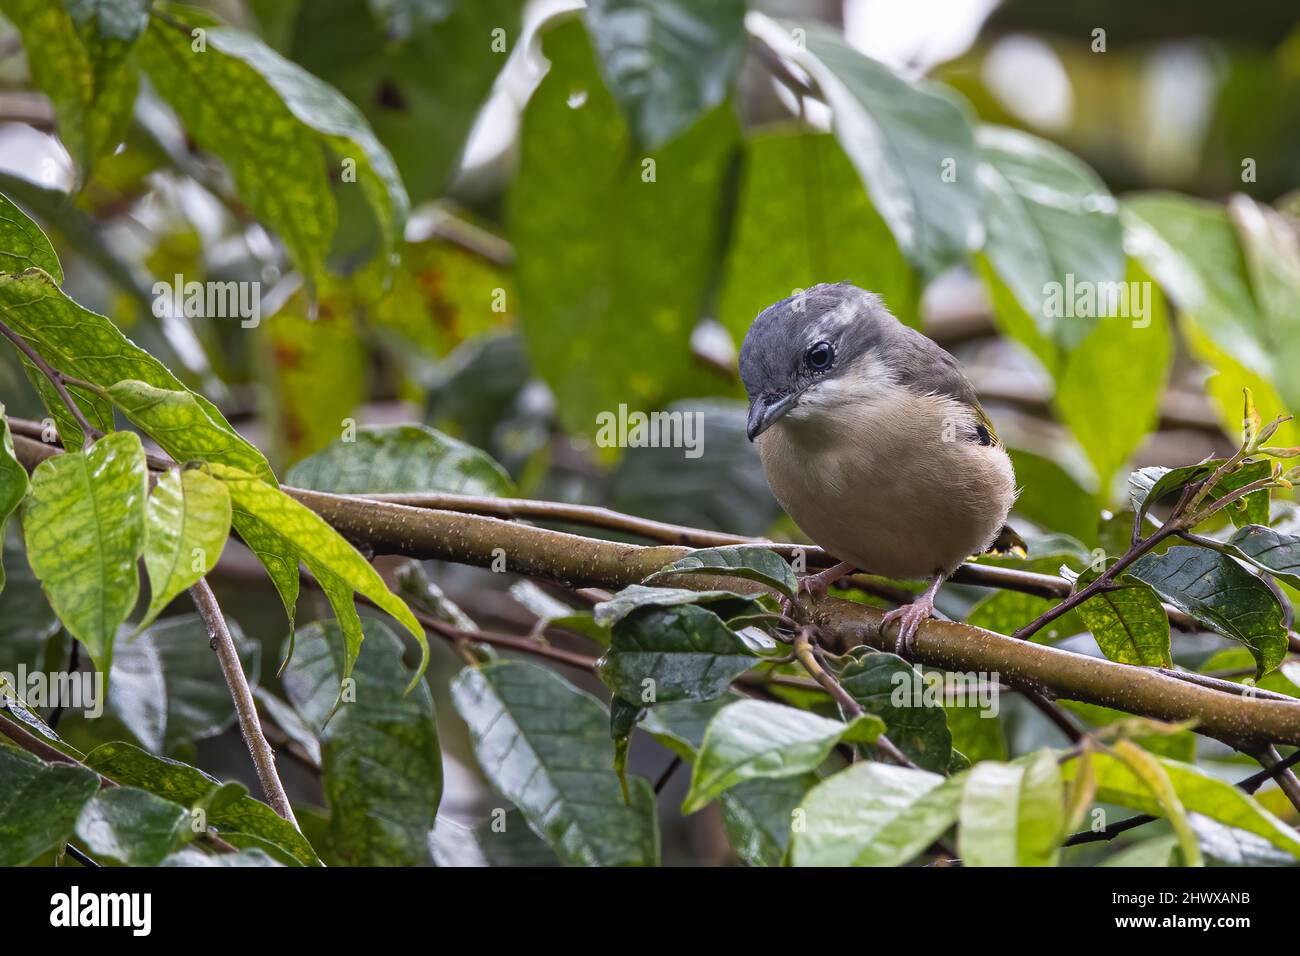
[
  {"x1": 189, "y1": 579, "x2": 298, "y2": 828},
  {"x1": 10, "y1": 431, "x2": 1300, "y2": 750}
]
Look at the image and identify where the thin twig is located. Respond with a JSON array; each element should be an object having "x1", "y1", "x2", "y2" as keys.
[
  {"x1": 190, "y1": 580, "x2": 298, "y2": 828},
  {"x1": 1255, "y1": 745, "x2": 1300, "y2": 818},
  {"x1": 0, "y1": 318, "x2": 103, "y2": 440}
]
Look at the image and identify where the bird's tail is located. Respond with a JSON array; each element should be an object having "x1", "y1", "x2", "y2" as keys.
[{"x1": 985, "y1": 523, "x2": 1028, "y2": 558}]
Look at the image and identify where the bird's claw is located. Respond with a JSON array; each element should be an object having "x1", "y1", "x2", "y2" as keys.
[
  {"x1": 881, "y1": 601, "x2": 933, "y2": 660},
  {"x1": 794, "y1": 561, "x2": 856, "y2": 605}
]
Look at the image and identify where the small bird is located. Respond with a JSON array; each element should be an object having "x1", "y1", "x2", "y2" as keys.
[{"x1": 739, "y1": 282, "x2": 1018, "y2": 656}]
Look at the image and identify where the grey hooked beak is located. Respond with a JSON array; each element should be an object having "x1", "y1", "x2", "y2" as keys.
[{"x1": 746, "y1": 392, "x2": 799, "y2": 441}]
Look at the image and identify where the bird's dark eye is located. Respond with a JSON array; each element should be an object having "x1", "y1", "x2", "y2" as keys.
[{"x1": 805, "y1": 341, "x2": 834, "y2": 372}]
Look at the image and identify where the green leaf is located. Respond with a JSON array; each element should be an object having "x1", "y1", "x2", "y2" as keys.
[
  {"x1": 599, "y1": 603, "x2": 755, "y2": 706},
  {"x1": 1054, "y1": 259, "x2": 1172, "y2": 494},
  {"x1": 756, "y1": 15, "x2": 981, "y2": 278},
  {"x1": 1073, "y1": 749, "x2": 1300, "y2": 860},
  {"x1": 1005, "y1": 446, "x2": 1100, "y2": 546},
  {"x1": 640, "y1": 695, "x2": 813, "y2": 866},
  {"x1": 958, "y1": 750, "x2": 1064, "y2": 867},
  {"x1": 830, "y1": 648, "x2": 953, "y2": 772},
  {"x1": 1122, "y1": 193, "x2": 1299, "y2": 434},
  {"x1": 683, "y1": 699, "x2": 883, "y2": 813},
  {"x1": 790, "y1": 762, "x2": 962, "y2": 866},
  {"x1": 281, "y1": 619, "x2": 441, "y2": 866},
  {"x1": 22, "y1": 430, "x2": 147, "y2": 672},
  {"x1": 510, "y1": 19, "x2": 739, "y2": 437},
  {"x1": 111, "y1": 614, "x2": 260, "y2": 754},
  {"x1": 0, "y1": 411, "x2": 29, "y2": 593},
  {"x1": 1108, "y1": 741, "x2": 1202, "y2": 866},
  {"x1": 718, "y1": 131, "x2": 918, "y2": 341},
  {"x1": 1074, "y1": 567, "x2": 1171, "y2": 667},
  {"x1": 136, "y1": 14, "x2": 407, "y2": 278},
  {"x1": 161, "y1": 847, "x2": 283, "y2": 866},
  {"x1": 645, "y1": 545, "x2": 797, "y2": 600},
  {"x1": 138, "y1": 468, "x2": 231, "y2": 630},
  {"x1": 583, "y1": 0, "x2": 746, "y2": 149},
  {"x1": 429, "y1": 811, "x2": 559, "y2": 867},
  {"x1": 450, "y1": 660, "x2": 659, "y2": 866},
  {"x1": 83, "y1": 741, "x2": 320, "y2": 865},
  {"x1": 0, "y1": 0, "x2": 136, "y2": 176},
  {"x1": 286, "y1": 424, "x2": 513, "y2": 496},
  {"x1": 0, "y1": 188, "x2": 62, "y2": 280},
  {"x1": 0, "y1": 270, "x2": 259, "y2": 457},
  {"x1": 209, "y1": 463, "x2": 427, "y2": 689},
  {"x1": 1228, "y1": 525, "x2": 1300, "y2": 589},
  {"x1": 593, "y1": 583, "x2": 762, "y2": 628},
  {"x1": 977, "y1": 124, "x2": 1124, "y2": 355},
  {"x1": 284, "y1": 0, "x2": 526, "y2": 205},
  {"x1": 1130, "y1": 545, "x2": 1287, "y2": 677},
  {"x1": 75, "y1": 785, "x2": 194, "y2": 866},
  {"x1": 106, "y1": 381, "x2": 275, "y2": 482},
  {"x1": 0, "y1": 745, "x2": 99, "y2": 865},
  {"x1": 966, "y1": 589, "x2": 1083, "y2": 642}
]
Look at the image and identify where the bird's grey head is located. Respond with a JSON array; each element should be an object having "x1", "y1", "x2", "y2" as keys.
[{"x1": 739, "y1": 282, "x2": 897, "y2": 441}]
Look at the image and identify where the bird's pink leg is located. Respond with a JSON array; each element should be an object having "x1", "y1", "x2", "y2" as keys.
[
  {"x1": 881, "y1": 573, "x2": 945, "y2": 659},
  {"x1": 798, "y1": 561, "x2": 857, "y2": 601}
]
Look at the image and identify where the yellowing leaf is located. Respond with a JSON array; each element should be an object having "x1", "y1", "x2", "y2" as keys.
[
  {"x1": 138, "y1": 468, "x2": 232, "y2": 630},
  {"x1": 22, "y1": 430, "x2": 148, "y2": 671},
  {"x1": 208, "y1": 463, "x2": 426, "y2": 689}
]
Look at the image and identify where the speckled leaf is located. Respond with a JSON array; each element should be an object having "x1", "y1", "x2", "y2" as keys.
[
  {"x1": 137, "y1": 15, "x2": 406, "y2": 277},
  {"x1": 21, "y1": 430, "x2": 147, "y2": 672},
  {"x1": 0, "y1": 0, "x2": 135, "y2": 176},
  {"x1": 210, "y1": 463, "x2": 427, "y2": 688},
  {"x1": 790, "y1": 762, "x2": 961, "y2": 867},
  {"x1": 0, "y1": 189, "x2": 62, "y2": 280},
  {"x1": 0, "y1": 270, "x2": 253, "y2": 455},
  {"x1": 83, "y1": 741, "x2": 320, "y2": 865},
  {"x1": 1229, "y1": 525, "x2": 1300, "y2": 589},
  {"x1": 510, "y1": 19, "x2": 739, "y2": 437},
  {"x1": 583, "y1": 0, "x2": 746, "y2": 149},
  {"x1": 138, "y1": 468, "x2": 231, "y2": 630},
  {"x1": 287, "y1": 424, "x2": 513, "y2": 496},
  {"x1": 593, "y1": 584, "x2": 761, "y2": 628},
  {"x1": 0, "y1": 746, "x2": 99, "y2": 865},
  {"x1": 645, "y1": 545, "x2": 797, "y2": 600},
  {"x1": 958, "y1": 750, "x2": 1064, "y2": 867},
  {"x1": 683, "y1": 699, "x2": 884, "y2": 813},
  {"x1": 281, "y1": 619, "x2": 440, "y2": 866},
  {"x1": 450, "y1": 660, "x2": 659, "y2": 866},
  {"x1": 754, "y1": 15, "x2": 982, "y2": 278},
  {"x1": 1074, "y1": 567, "x2": 1171, "y2": 667},
  {"x1": 1130, "y1": 545, "x2": 1287, "y2": 676},
  {"x1": 0, "y1": 411, "x2": 28, "y2": 593},
  {"x1": 107, "y1": 381, "x2": 274, "y2": 482},
  {"x1": 75, "y1": 785, "x2": 194, "y2": 866},
  {"x1": 599, "y1": 603, "x2": 755, "y2": 706},
  {"x1": 717, "y1": 131, "x2": 917, "y2": 340},
  {"x1": 1071, "y1": 749, "x2": 1300, "y2": 860},
  {"x1": 830, "y1": 648, "x2": 952, "y2": 772}
]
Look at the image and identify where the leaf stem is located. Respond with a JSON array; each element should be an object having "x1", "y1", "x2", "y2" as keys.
[{"x1": 0, "y1": 317, "x2": 103, "y2": 441}]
